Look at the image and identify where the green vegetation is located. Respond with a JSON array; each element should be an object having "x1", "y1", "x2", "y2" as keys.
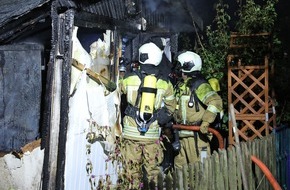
[
  {"x1": 180, "y1": 0, "x2": 290, "y2": 126},
  {"x1": 236, "y1": 0, "x2": 278, "y2": 34}
]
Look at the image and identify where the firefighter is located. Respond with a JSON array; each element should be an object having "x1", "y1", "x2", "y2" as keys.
[
  {"x1": 119, "y1": 42, "x2": 176, "y2": 189},
  {"x1": 119, "y1": 63, "x2": 127, "y2": 79},
  {"x1": 173, "y1": 51, "x2": 223, "y2": 169},
  {"x1": 119, "y1": 63, "x2": 128, "y2": 127}
]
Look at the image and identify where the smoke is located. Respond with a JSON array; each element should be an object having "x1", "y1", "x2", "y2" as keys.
[{"x1": 142, "y1": 0, "x2": 212, "y2": 32}]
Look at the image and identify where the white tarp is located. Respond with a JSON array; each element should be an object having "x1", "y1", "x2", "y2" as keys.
[{"x1": 65, "y1": 27, "x2": 121, "y2": 189}]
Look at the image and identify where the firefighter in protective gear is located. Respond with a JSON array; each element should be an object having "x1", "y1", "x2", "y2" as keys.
[
  {"x1": 173, "y1": 51, "x2": 223, "y2": 169},
  {"x1": 119, "y1": 42, "x2": 176, "y2": 189},
  {"x1": 118, "y1": 63, "x2": 128, "y2": 126},
  {"x1": 119, "y1": 64, "x2": 127, "y2": 79}
]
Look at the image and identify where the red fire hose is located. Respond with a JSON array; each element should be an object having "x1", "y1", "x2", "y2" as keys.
[
  {"x1": 251, "y1": 155, "x2": 282, "y2": 190},
  {"x1": 172, "y1": 124, "x2": 224, "y2": 149}
]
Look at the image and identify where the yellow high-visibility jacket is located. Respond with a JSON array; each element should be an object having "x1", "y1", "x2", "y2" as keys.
[
  {"x1": 174, "y1": 77, "x2": 223, "y2": 137},
  {"x1": 120, "y1": 73, "x2": 176, "y2": 141}
]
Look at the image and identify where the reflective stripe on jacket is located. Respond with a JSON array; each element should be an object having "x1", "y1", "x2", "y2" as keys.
[
  {"x1": 120, "y1": 74, "x2": 176, "y2": 141},
  {"x1": 174, "y1": 77, "x2": 223, "y2": 137}
]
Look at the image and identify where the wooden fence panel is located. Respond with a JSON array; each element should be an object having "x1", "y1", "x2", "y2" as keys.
[
  {"x1": 158, "y1": 134, "x2": 279, "y2": 190},
  {"x1": 240, "y1": 142, "x2": 252, "y2": 190},
  {"x1": 236, "y1": 147, "x2": 242, "y2": 190},
  {"x1": 201, "y1": 158, "x2": 209, "y2": 189},
  {"x1": 228, "y1": 148, "x2": 237, "y2": 190},
  {"x1": 247, "y1": 142, "x2": 254, "y2": 190},
  {"x1": 194, "y1": 161, "x2": 202, "y2": 189},
  {"x1": 208, "y1": 156, "x2": 213, "y2": 189},
  {"x1": 264, "y1": 137, "x2": 270, "y2": 189},
  {"x1": 267, "y1": 135, "x2": 276, "y2": 187},
  {"x1": 213, "y1": 151, "x2": 224, "y2": 190},
  {"x1": 220, "y1": 149, "x2": 229, "y2": 190},
  {"x1": 252, "y1": 139, "x2": 263, "y2": 188}
]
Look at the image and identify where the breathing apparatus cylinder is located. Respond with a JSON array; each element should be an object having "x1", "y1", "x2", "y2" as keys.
[
  {"x1": 139, "y1": 75, "x2": 157, "y2": 122},
  {"x1": 208, "y1": 78, "x2": 220, "y2": 92}
]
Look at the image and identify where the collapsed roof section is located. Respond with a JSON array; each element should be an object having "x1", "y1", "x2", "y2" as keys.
[
  {"x1": 75, "y1": 0, "x2": 203, "y2": 33},
  {"x1": 0, "y1": 0, "x2": 51, "y2": 44},
  {"x1": 0, "y1": 0, "x2": 203, "y2": 44}
]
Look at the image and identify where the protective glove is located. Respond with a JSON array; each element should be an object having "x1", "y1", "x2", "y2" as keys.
[
  {"x1": 207, "y1": 132, "x2": 213, "y2": 141},
  {"x1": 172, "y1": 129, "x2": 181, "y2": 152},
  {"x1": 157, "y1": 107, "x2": 172, "y2": 126},
  {"x1": 164, "y1": 121, "x2": 173, "y2": 129},
  {"x1": 200, "y1": 121, "x2": 210, "y2": 134}
]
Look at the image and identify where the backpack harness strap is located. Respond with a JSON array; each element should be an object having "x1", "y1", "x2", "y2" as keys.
[
  {"x1": 187, "y1": 77, "x2": 208, "y2": 157},
  {"x1": 188, "y1": 77, "x2": 208, "y2": 112},
  {"x1": 125, "y1": 71, "x2": 159, "y2": 135}
]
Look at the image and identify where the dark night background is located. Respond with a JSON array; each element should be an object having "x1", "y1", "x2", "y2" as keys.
[
  {"x1": 195, "y1": 0, "x2": 290, "y2": 55},
  {"x1": 191, "y1": 0, "x2": 290, "y2": 123}
]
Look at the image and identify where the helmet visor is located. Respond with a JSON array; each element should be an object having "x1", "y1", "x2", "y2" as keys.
[{"x1": 181, "y1": 61, "x2": 195, "y2": 72}]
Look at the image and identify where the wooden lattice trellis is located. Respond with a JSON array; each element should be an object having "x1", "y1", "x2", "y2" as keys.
[{"x1": 227, "y1": 33, "x2": 277, "y2": 146}]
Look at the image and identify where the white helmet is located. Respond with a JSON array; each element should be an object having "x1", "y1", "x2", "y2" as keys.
[
  {"x1": 177, "y1": 51, "x2": 202, "y2": 73},
  {"x1": 119, "y1": 64, "x2": 126, "y2": 72},
  {"x1": 139, "y1": 42, "x2": 162, "y2": 66}
]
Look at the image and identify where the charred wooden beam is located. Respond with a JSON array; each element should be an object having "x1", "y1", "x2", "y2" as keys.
[
  {"x1": 41, "y1": 2, "x2": 58, "y2": 188},
  {"x1": 72, "y1": 59, "x2": 117, "y2": 92},
  {"x1": 42, "y1": 1, "x2": 74, "y2": 189},
  {"x1": 0, "y1": 4, "x2": 51, "y2": 44},
  {"x1": 74, "y1": 11, "x2": 140, "y2": 33},
  {"x1": 111, "y1": 29, "x2": 120, "y2": 83},
  {"x1": 56, "y1": 9, "x2": 74, "y2": 190}
]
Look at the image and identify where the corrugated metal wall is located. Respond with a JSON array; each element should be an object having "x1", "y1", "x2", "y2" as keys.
[
  {"x1": 78, "y1": 0, "x2": 170, "y2": 30},
  {"x1": 65, "y1": 30, "x2": 120, "y2": 189},
  {"x1": 65, "y1": 67, "x2": 120, "y2": 189}
]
